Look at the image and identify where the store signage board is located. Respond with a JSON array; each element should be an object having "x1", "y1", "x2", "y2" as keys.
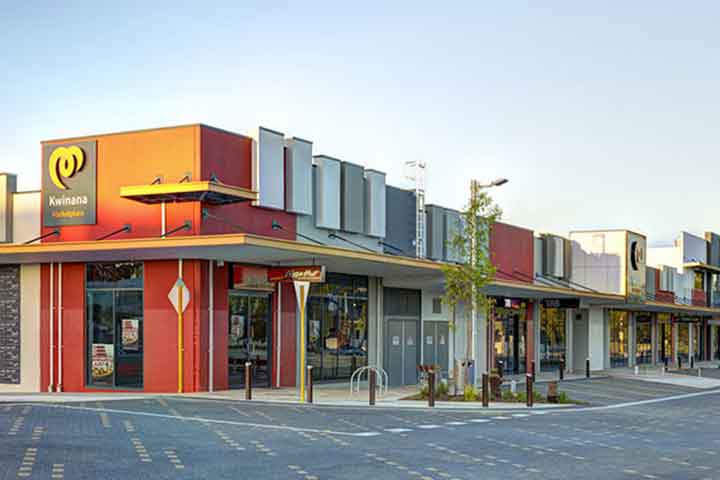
[
  {"x1": 268, "y1": 266, "x2": 326, "y2": 283},
  {"x1": 541, "y1": 298, "x2": 580, "y2": 309},
  {"x1": 168, "y1": 279, "x2": 190, "y2": 314},
  {"x1": 42, "y1": 140, "x2": 97, "y2": 226}
]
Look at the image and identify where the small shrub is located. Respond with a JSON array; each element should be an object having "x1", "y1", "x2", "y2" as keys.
[
  {"x1": 419, "y1": 384, "x2": 429, "y2": 399},
  {"x1": 557, "y1": 391, "x2": 570, "y2": 404},
  {"x1": 501, "y1": 389, "x2": 515, "y2": 402},
  {"x1": 436, "y1": 381, "x2": 449, "y2": 398},
  {"x1": 463, "y1": 384, "x2": 478, "y2": 401}
]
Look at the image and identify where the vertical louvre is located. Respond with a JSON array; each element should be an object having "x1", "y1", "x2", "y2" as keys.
[
  {"x1": 425, "y1": 205, "x2": 445, "y2": 261},
  {"x1": 314, "y1": 156, "x2": 341, "y2": 230},
  {"x1": 284, "y1": 137, "x2": 313, "y2": 215},
  {"x1": 364, "y1": 169, "x2": 386, "y2": 238},
  {"x1": 444, "y1": 209, "x2": 461, "y2": 262},
  {"x1": 252, "y1": 127, "x2": 285, "y2": 210},
  {"x1": 340, "y1": 162, "x2": 365, "y2": 233}
]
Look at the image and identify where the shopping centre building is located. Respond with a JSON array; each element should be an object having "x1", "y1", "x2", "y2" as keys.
[{"x1": 0, "y1": 123, "x2": 719, "y2": 394}]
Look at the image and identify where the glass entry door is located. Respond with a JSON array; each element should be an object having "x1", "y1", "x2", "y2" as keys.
[{"x1": 228, "y1": 292, "x2": 272, "y2": 388}]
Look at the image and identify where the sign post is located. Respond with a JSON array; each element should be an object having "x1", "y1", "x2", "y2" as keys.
[
  {"x1": 168, "y1": 277, "x2": 190, "y2": 393},
  {"x1": 267, "y1": 266, "x2": 325, "y2": 403}
]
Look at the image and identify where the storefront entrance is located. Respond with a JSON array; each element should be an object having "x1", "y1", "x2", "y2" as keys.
[
  {"x1": 635, "y1": 315, "x2": 652, "y2": 365},
  {"x1": 657, "y1": 314, "x2": 672, "y2": 364},
  {"x1": 228, "y1": 292, "x2": 272, "y2": 388},
  {"x1": 494, "y1": 303, "x2": 527, "y2": 375}
]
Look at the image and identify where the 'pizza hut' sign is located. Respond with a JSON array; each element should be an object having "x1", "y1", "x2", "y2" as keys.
[{"x1": 268, "y1": 266, "x2": 326, "y2": 283}]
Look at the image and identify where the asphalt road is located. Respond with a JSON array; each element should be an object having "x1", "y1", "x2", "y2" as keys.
[{"x1": 1, "y1": 379, "x2": 719, "y2": 480}]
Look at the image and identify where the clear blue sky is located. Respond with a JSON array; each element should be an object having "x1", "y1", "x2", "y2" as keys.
[{"x1": 2, "y1": 1, "x2": 719, "y2": 242}]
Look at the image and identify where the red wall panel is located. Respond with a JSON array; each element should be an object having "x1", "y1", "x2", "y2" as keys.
[
  {"x1": 57, "y1": 264, "x2": 85, "y2": 392},
  {"x1": 212, "y1": 263, "x2": 229, "y2": 391},
  {"x1": 490, "y1": 222, "x2": 535, "y2": 284},
  {"x1": 199, "y1": 126, "x2": 297, "y2": 239},
  {"x1": 279, "y1": 282, "x2": 297, "y2": 387}
]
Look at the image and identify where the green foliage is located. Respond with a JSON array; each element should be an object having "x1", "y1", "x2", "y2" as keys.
[
  {"x1": 441, "y1": 181, "x2": 502, "y2": 357},
  {"x1": 557, "y1": 391, "x2": 570, "y2": 404},
  {"x1": 419, "y1": 384, "x2": 429, "y2": 399},
  {"x1": 501, "y1": 389, "x2": 515, "y2": 401},
  {"x1": 463, "y1": 384, "x2": 478, "y2": 401},
  {"x1": 516, "y1": 390, "x2": 544, "y2": 403},
  {"x1": 437, "y1": 381, "x2": 449, "y2": 397}
]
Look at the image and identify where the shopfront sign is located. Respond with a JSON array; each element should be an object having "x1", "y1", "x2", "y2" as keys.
[
  {"x1": 541, "y1": 298, "x2": 580, "y2": 309},
  {"x1": 626, "y1": 231, "x2": 647, "y2": 303},
  {"x1": 268, "y1": 266, "x2": 326, "y2": 283},
  {"x1": 42, "y1": 140, "x2": 97, "y2": 226}
]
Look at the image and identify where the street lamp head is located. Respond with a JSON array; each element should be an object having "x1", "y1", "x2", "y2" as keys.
[{"x1": 491, "y1": 178, "x2": 509, "y2": 187}]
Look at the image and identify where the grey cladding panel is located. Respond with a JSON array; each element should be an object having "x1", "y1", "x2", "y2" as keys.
[
  {"x1": 314, "y1": 156, "x2": 341, "y2": 230},
  {"x1": 341, "y1": 162, "x2": 365, "y2": 233},
  {"x1": 284, "y1": 138, "x2": 313, "y2": 215},
  {"x1": 444, "y1": 209, "x2": 461, "y2": 262},
  {"x1": 646, "y1": 267, "x2": 657, "y2": 297},
  {"x1": 706, "y1": 232, "x2": 720, "y2": 267},
  {"x1": 364, "y1": 170, "x2": 386, "y2": 238},
  {"x1": 425, "y1": 205, "x2": 445, "y2": 261},
  {"x1": 384, "y1": 186, "x2": 415, "y2": 256},
  {"x1": 542, "y1": 234, "x2": 565, "y2": 278}
]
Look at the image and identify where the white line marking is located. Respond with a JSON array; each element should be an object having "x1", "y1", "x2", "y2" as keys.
[
  {"x1": 385, "y1": 428, "x2": 413, "y2": 433},
  {"x1": 470, "y1": 419, "x2": 491, "y2": 423},
  {"x1": 417, "y1": 425, "x2": 441, "y2": 429},
  {"x1": 445, "y1": 421, "x2": 467, "y2": 426},
  {"x1": 28, "y1": 403, "x2": 380, "y2": 437},
  {"x1": 567, "y1": 388, "x2": 720, "y2": 413}
]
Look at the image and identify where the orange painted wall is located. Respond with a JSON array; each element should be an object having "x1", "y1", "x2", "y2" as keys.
[{"x1": 41, "y1": 126, "x2": 201, "y2": 242}]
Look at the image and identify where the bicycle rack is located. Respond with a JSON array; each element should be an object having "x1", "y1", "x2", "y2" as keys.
[{"x1": 350, "y1": 365, "x2": 389, "y2": 397}]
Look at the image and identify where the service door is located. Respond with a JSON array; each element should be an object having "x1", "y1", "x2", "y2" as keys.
[
  {"x1": 383, "y1": 288, "x2": 421, "y2": 386},
  {"x1": 423, "y1": 322, "x2": 449, "y2": 377}
]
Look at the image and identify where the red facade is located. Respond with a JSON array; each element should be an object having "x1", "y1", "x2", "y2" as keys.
[{"x1": 490, "y1": 222, "x2": 535, "y2": 284}]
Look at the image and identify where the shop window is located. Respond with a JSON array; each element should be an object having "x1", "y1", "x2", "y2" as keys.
[
  {"x1": 635, "y1": 316, "x2": 652, "y2": 365},
  {"x1": 694, "y1": 271, "x2": 705, "y2": 291},
  {"x1": 86, "y1": 263, "x2": 143, "y2": 389},
  {"x1": 656, "y1": 313, "x2": 672, "y2": 363},
  {"x1": 540, "y1": 307, "x2": 566, "y2": 372},
  {"x1": 307, "y1": 273, "x2": 369, "y2": 381},
  {"x1": 609, "y1": 310, "x2": 629, "y2": 368}
]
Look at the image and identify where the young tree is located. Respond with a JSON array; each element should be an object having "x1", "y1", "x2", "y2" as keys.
[{"x1": 441, "y1": 180, "x2": 502, "y2": 386}]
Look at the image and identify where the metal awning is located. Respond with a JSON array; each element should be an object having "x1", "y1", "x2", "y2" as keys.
[
  {"x1": 120, "y1": 181, "x2": 257, "y2": 205},
  {"x1": 683, "y1": 262, "x2": 720, "y2": 274}
]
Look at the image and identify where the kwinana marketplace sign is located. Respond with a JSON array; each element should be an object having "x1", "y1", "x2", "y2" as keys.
[{"x1": 42, "y1": 140, "x2": 97, "y2": 226}]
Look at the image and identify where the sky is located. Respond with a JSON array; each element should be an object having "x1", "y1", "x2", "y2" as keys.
[{"x1": 2, "y1": 1, "x2": 719, "y2": 244}]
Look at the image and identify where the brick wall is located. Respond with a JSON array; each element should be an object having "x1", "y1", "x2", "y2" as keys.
[{"x1": 0, "y1": 265, "x2": 20, "y2": 384}]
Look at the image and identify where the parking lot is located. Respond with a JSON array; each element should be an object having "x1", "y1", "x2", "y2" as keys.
[{"x1": 1, "y1": 377, "x2": 720, "y2": 479}]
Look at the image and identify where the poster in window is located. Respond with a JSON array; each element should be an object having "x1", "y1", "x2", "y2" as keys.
[
  {"x1": 121, "y1": 319, "x2": 140, "y2": 351},
  {"x1": 230, "y1": 315, "x2": 244, "y2": 344},
  {"x1": 91, "y1": 344, "x2": 114, "y2": 381}
]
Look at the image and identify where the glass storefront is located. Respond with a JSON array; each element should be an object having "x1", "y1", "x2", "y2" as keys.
[
  {"x1": 677, "y1": 322, "x2": 690, "y2": 362},
  {"x1": 657, "y1": 313, "x2": 673, "y2": 363},
  {"x1": 86, "y1": 263, "x2": 143, "y2": 388},
  {"x1": 228, "y1": 292, "x2": 272, "y2": 388},
  {"x1": 493, "y1": 302, "x2": 527, "y2": 375},
  {"x1": 539, "y1": 307, "x2": 566, "y2": 372},
  {"x1": 635, "y1": 315, "x2": 652, "y2": 365},
  {"x1": 307, "y1": 273, "x2": 368, "y2": 381},
  {"x1": 609, "y1": 310, "x2": 629, "y2": 368}
]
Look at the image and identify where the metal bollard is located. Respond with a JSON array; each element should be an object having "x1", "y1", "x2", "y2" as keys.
[
  {"x1": 690, "y1": 356, "x2": 695, "y2": 369},
  {"x1": 526, "y1": 373, "x2": 533, "y2": 408},
  {"x1": 428, "y1": 369, "x2": 436, "y2": 408},
  {"x1": 306, "y1": 365, "x2": 313, "y2": 404},
  {"x1": 498, "y1": 361, "x2": 504, "y2": 379},
  {"x1": 559, "y1": 359, "x2": 565, "y2": 381},
  {"x1": 482, "y1": 373, "x2": 489, "y2": 408},
  {"x1": 586, "y1": 358, "x2": 590, "y2": 379},
  {"x1": 245, "y1": 362, "x2": 252, "y2": 401},
  {"x1": 678, "y1": 356, "x2": 682, "y2": 370},
  {"x1": 664, "y1": 357, "x2": 668, "y2": 372},
  {"x1": 531, "y1": 360, "x2": 536, "y2": 383},
  {"x1": 369, "y1": 369, "x2": 376, "y2": 406}
]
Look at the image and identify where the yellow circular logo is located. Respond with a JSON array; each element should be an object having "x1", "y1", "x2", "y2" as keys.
[{"x1": 49, "y1": 146, "x2": 85, "y2": 190}]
